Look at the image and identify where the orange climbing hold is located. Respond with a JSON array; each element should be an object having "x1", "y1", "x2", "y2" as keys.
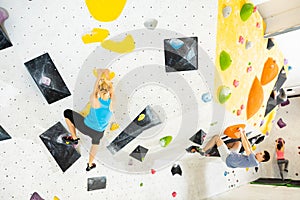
[
  {"x1": 261, "y1": 57, "x2": 279, "y2": 85},
  {"x1": 224, "y1": 124, "x2": 246, "y2": 139},
  {"x1": 247, "y1": 76, "x2": 264, "y2": 119}
]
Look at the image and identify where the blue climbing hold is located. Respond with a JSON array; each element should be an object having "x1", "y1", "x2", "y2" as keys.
[
  {"x1": 169, "y1": 38, "x2": 184, "y2": 50},
  {"x1": 288, "y1": 66, "x2": 292, "y2": 71},
  {"x1": 202, "y1": 92, "x2": 212, "y2": 103}
]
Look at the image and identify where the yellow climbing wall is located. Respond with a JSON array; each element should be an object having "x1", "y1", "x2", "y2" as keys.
[{"x1": 215, "y1": 0, "x2": 287, "y2": 129}]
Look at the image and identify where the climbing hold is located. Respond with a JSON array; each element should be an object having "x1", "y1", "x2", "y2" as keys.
[
  {"x1": 82, "y1": 28, "x2": 109, "y2": 44},
  {"x1": 266, "y1": 38, "x2": 275, "y2": 50},
  {"x1": 138, "y1": 114, "x2": 145, "y2": 121},
  {"x1": 222, "y1": 6, "x2": 232, "y2": 18},
  {"x1": 53, "y1": 196, "x2": 60, "y2": 200},
  {"x1": 224, "y1": 124, "x2": 246, "y2": 138},
  {"x1": 0, "y1": 7, "x2": 8, "y2": 24},
  {"x1": 159, "y1": 136, "x2": 172, "y2": 147},
  {"x1": 240, "y1": 104, "x2": 245, "y2": 110},
  {"x1": 101, "y1": 34, "x2": 135, "y2": 53},
  {"x1": 253, "y1": 6, "x2": 257, "y2": 13},
  {"x1": 30, "y1": 192, "x2": 44, "y2": 200},
  {"x1": 219, "y1": 50, "x2": 232, "y2": 71},
  {"x1": 252, "y1": 145, "x2": 256, "y2": 150},
  {"x1": 240, "y1": 3, "x2": 254, "y2": 21},
  {"x1": 110, "y1": 122, "x2": 120, "y2": 131},
  {"x1": 284, "y1": 58, "x2": 288, "y2": 65},
  {"x1": 238, "y1": 36, "x2": 245, "y2": 44},
  {"x1": 245, "y1": 41, "x2": 253, "y2": 49},
  {"x1": 201, "y1": 92, "x2": 212, "y2": 103},
  {"x1": 260, "y1": 120, "x2": 264, "y2": 127},
  {"x1": 80, "y1": 102, "x2": 91, "y2": 117},
  {"x1": 210, "y1": 121, "x2": 218, "y2": 126},
  {"x1": 172, "y1": 192, "x2": 177, "y2": 198},
  {"x1": 93, "y1": 68, "x2": 115, "y2": 80},
  {"x1": 233, "y1": 80, "x2": 239, "y2": 88},
  {"x1": 169, "y1": 38, "x2": 184, "y2": 50},
  {"x1": 247, "y1": 76, "x2": 264, "y2": 119},
  {"x1": 281, "y1": 99, "x2": 290, "y2": 107},
  {"x1": 151, "y1": 169, "x2": 156, "y2": 174},
  {"x1": 40, "y1": 76, "x2": 51, "y2": 86},
  {"x1": 218, "y1": 85, "x2": 231, "y2": 104},
  {"x1": 277, "y1": 118, "x2": 287, "y2": 128},
  {"x1": 140, "y1": 182, "x2": 143, "y2": 187},
  {"x1": 224, "y1": 171, "x2": 228, "y2": 176},
  {"x1": 255, "y1": 136, "x2": 265, "y2": 144},
  {"x1": 255, "y1": 167, "x2": 259, "y2": 172},
  {"x1": 85, "y1": 0, "x2": 127, "y2": 22},
  {"x1": 247, "y1": 66, "x2": 252, "y2": 73},
  {"x1": 236, "y1": 109, "x2": 241, "y2": 116},
  {"x1": 171, "y1": 164, "x2": 182, "y2": 176},
  {"x1": 246, "y1": 167, "x2": 249, "y2": 171},
  {"x1": 190, "y1": 129, "x2": 207, "y2": 145},
  {"x1": 256, "y1": 22, "x2": 261, "y2": 28},
  {"x1": 288, "y1": 66, "x2": 292, "y2": 71},
  {"x1": 261, "y1": 57, "x2": 279, "y2": 85},
  {"x1": 144, "y1": 18, "x2": 158, "y2": 30}
]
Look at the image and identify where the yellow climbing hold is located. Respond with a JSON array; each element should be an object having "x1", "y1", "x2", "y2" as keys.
[
  {"x1": 101, "y1": 35, "x2": 135, "y2": 53},
  {"x1": 82, "y1": 28, "x2": 109, "y2": 44},
  {"x1": 138, "y1": 114, "x2": 145, "y2": 121},
  {"x1": 110, "y1": 122, "x2": 120, "y2": 131},
  {"x1": 85, "y1": 0, "x2": 127, "y2": 22},
  {"x1": 252, "y1": 145, "x2": 256, "y2": 151},
  {"x1": 53, "y1": 196, "x2": 60, "y2": 200},
  {"x1": 246, "y1": 167, "x2": 249, "y2": 172},
  {"x1": 80, "y1": 102, "x2": 91, "y2": 117},
  {"x1": 93, "y1": 68, "x2": 115, "y2": 80}
]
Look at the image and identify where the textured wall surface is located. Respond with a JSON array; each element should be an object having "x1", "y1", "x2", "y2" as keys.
[{"x1": 0, "y1": 0, "x2": 282, "y2": 199}]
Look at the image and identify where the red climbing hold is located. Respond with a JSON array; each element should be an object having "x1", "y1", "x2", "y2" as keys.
[
  {"x1": 151, "y1": 169, "x2": 156, "y2": 174},
  {"x1": 233, "y1": 79, "x2": 239, "y2": 88},
  {"x1": 172, "y1": 192, "x2": 177, "y2": 197}
]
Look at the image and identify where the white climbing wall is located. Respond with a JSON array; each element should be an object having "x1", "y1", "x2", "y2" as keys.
[
  {"x1": 258, "y1": 97, "x2": 300, "y2": 180},
  {"x1": 0, "y1": 0, "x2": 263, "y2": 199}
]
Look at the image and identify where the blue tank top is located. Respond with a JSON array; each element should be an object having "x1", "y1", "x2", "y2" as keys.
[{"x1": 84, "y1": 98, "x2": 112, "y2": 132}]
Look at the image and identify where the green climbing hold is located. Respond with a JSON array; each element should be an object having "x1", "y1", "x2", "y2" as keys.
[
  {"x1": 218, "y1": 86, "x2": 231, "y2": 104},
  {"x1": 220, "y1": 50, "x2": 232, "y2": 71},
  {"x1": 140, "y1": 182, "x2": 143, "y2": 187},
  {"x1": 240, "y1": 3, "x2": 254, "y2": 22},
  {"x1": 160, "y1": 136, "x2": 173, "y2": 147}
]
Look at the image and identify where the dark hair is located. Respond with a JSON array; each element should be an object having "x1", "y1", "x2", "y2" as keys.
[
  {"x1": 277, "y1": 141, "x2": 283, "y2": 150},
  {"x1": 262, "y1": 150, "x2": 270, "y2": 162}
]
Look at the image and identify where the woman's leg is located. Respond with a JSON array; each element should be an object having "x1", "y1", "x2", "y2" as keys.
[
  {"x1": 65, "y1": 118, "x2": 78, "y2": 140},
  {"x1": 284, "y1": 159, "x2": 289, "y2": 171},
  {"x1": 63, "y1": 109, "x2": 78, "y2": 139},
  {"x1": 89, "y1": 144, "x2": 99, "y2": 167},
  {"x1": 277, "y1": 161, "x2": 284, "y2": 180}
]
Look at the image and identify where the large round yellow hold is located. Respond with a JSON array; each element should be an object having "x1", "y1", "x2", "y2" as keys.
[{"x1": 85, "y1": 0, "x2": 127, "y2": 22}]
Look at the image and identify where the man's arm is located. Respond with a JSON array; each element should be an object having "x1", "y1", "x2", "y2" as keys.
[{"x1": 240, "y1": 129, "x2": 252, "y2": 156}]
